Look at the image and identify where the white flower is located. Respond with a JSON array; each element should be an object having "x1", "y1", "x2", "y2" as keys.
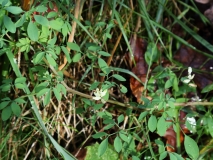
[
  {"x1": 93, "y1": 88, "x2": 107, "y2": 102},
  {"x1": 188, "y1": 83, "x2": 197, "y2": 88},
  {"x1": 186, "y1": 117, "x2": 196, "y2": 133},
  {"x1": 191, "y1": 96, "x2": 201, "y2": 102},
  {"x1": 183, "y1": 79, "x2": 190, "y2": 84},
  {"x1": 183, "y1": 67, "x2": 195, "y2": 84},
  {"x1": 187, "y1": 67, "x2": 195, "y2": 79}
]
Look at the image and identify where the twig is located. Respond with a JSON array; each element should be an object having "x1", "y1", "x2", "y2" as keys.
[
  {"x1": 44, "y1": 58, "x2": 213, "y2": 110},
  {"x1": 58, "y1": 0, "x2": 81, "y2": 71}
]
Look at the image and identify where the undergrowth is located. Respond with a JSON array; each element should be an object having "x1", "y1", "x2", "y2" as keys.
[{"x1": 1, "y1": 0, "x2": 213, "y2": 159}]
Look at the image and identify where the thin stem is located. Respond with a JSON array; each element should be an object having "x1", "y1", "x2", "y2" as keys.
[
  {"x1": 143, "y1": 117, "x2": 157, "y2": 160},
  {"x1": 44, "y1": 58, "x2": 213, "y2": 111},
  {"x1": 58, "y1": 0, "x2": 81, "y2": 70},
  {"x1": 199, "y1": 138, "x2": 213, "y2": 159},
  {"x1": 175, "y1": 109, "x2": 181, "y2": 154}
]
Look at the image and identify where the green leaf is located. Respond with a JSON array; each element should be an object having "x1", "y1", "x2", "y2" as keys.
[
  {"x1": 173, "y1": 76, "x2": 179, "y2": 92},
  {"x1": 44, "y1": 89, "x2": 51, "y2": 105},
  {"x1": 53, "y1": 88, "x2": 62, "y2": 101},
  {"x1": 109, "y1": 67, "x2": 144, "y2": 85},
  {"x1": 165, "y1": 79, "x2": 172, "y2": 89},
  {"x1": 155, "y1": 139, "x2": 164, "y2": 146},
  {"x1": 0, "y1": 9, "x2": 5, "y2": 28},
  {"x1": 89, "y1": 81, "x2": 100, "y2": 90},
  {"x1": 49, "y1": 18, "x2": 63, "y2": 31},
  {"x1": 27, "y1": 21, "x2": 38, "y2": 41},
  {"x1": 0, "y1": 83, "x2": 11, "y2": 91},
  {"x1": 95, "y1": 21, "x2": 106, "y2": 27},
  {"x1": 4, "y1": 15, "x2": 16, "y2": 33},
  {"x1": 159, "y1": 151, "x2": 167, "y2": 160},
  {"x1": 138, "y1": 111, "x2": 148, "y2": 121},
  {"x1": 93, "y1": 103, "x2": 104, "y2": 110},
  {"x1": 169, "y1": 152, "x2": 184, "y2": 160},
  {"x1": 34, "y1": 15, "x2": 49, "y2": 26},
  {"x1": 37, "y1": 88, "x2": 50, "y2": 97},
  {"x1": 36, "y1": 5, "x2": 47, "y2": 12},
  {"x1": 1, "y1": 0, "x2": 9, "y2": 6},
  {"x1": 158, "y1": 101, "x2": 166, "y2": 110},
  {"x1": 33, "y1": 52, "x2": 45, "y2": 64},
  {"x1": 112, "y1": 74, "x2": 126, "y2": 81},
  {"x1": 126, "y1": 134, "x2": 135, "y2": 150},
  {"x1": 98, "y1": 58, "x2": 108, "y2": 73},
  {"x1": 104, "y1": 124, "x2": 115, "y2": 130},
  {"x1": 61, "y1": 23, "x2": 69, "y2": 38},
  {"x1": 20, "y1": 46, "x2": 27, "y2": 52},
  {"x1": 47, "y1": 11, "x2": 58, "y2": 19},
  {"x1": 11, "y1": 102, "x2": 21, "y2": 116},
  {"x1": 98, "y1": 138, "x2": 108, "y2": 157},
  {"x1": 145, "y1": 42, "x2": 159, "y2": 66},
  {"x1": 92, "y1": 132, "x2": 108, "y2": 139},
  {"x1": 55, "y1": 46, "x2": 61, "y2": 55},
  {"x1": 2, "y1": 106, "x2": 12, "y2": 121},
  {"x1": 157, "y1": 116, "x2": 167, "y2": 136},
  {"x1": 72, "y1": 53, "x2": 81, "y2": 62},
  {"x1": 0, "y1": 101, "x2": 10, "y2": 110},
  {"x1": 102, "y1": 90, "x2": 109, "y2": 103},
  {"x1": 82, "y1": 98, "x2": 92, "y2": 106},
  {"x1": 47, "y1": 48, "x2": 57, "y2": 59},
  {"x1": 85, "y1": 143, "x2": 118, "y2": 160},
  {"x1": 169, "y1": 153, "x2": 177, "y2": 160},
  {"x1": 14, "y1": 98, "x2": 26, "y2": 104},
  {"x1": 15, "y1": 77, "x2": 26, "y2": 84},
  {"x1": 15, "y1": 77, "x2": 26, "y2": 89},
  {"x1": 98, "y1": 51, "x2": 111, "y2": 57},
  {"x1": 120, "y1": 84, "x2": 127, "y2": 93},
  {"x1": 6, "y1": 6, "x2": 23, "y2": 14},
  {"x1": 16, "y1": 14, "x2": 26, "y2": 27},
  {"x1": 46, "y1": 54, "x2": 57, "y2": 67},
  {"x1": 103, "y1": 118, "x2": 114, "y2": 124},
  {"x1": 117, "y1": 114, "x2": 124, "y2": 124},
  {"x1": 57, "y1": 83, "x2": 66, "y2": 95},
  {"x1": 88, "y1": 44, "x2": 101, "y2": 51},
  {"x1": 2, "y1": 97, "x2": 11, "y2": 101},
  {"x1": 48, "y1": 36, "x2": 57, "y2": 46},
  {"x1": 114, "y1": 136, "x2": 122, "y2": 153},
  {"x1": 119, "y1": 131, "x2": 128, "y2": 142},
  {"x1": 15, "y1": 83, "x2": 25, "y2": 89},
  {"x1": 90, "y1": 115, "x2": 97, "y2": 126},
  {"x1": 168, "y1": 100, "x2": 175, "y2": 108},
  {"x1": 132, "y1": 156, "x2": 140, "y2": 160},
  {"x1": 148, "y1": 115, "x2": 157, "y2": 132},
  {"x1": 201, "y1": 83, "x2": 213, "y2": 93},
  {"x1": 35, "y1": 82, "x2": 49, "y2": 93},
  {"x1": 184, "y1": 135, "x2": 199, "y2": 159},
  {"x1": 207, "y1": 117, "x2": 213, "y2": 137},
  {"x1": 67, "y1": 42, "x2": 81, "y2": 52},
  {"x1": 61, "y1": 46, "x2": 71, "y2": 63}
]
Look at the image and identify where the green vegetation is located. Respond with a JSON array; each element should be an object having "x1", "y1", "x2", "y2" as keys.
[{"x1": 1, "y1": 0, "x2": 213, "y2": 159}]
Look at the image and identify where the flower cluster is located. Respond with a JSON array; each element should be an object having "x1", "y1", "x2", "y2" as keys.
[
  {"x1": 93, "y1": 88, "x2": 108, "y2": 103},
  {"x1": 183, "y1": 67, "x2": 195, "y2": 84}
]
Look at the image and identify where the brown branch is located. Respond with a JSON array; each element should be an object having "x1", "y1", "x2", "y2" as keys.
[
  {"x1": 58, "y1": 0, "x2": 81, "y2": 71},
  {"x1": 45, "y1": 60, "x2": 213, "y2": 111}
]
